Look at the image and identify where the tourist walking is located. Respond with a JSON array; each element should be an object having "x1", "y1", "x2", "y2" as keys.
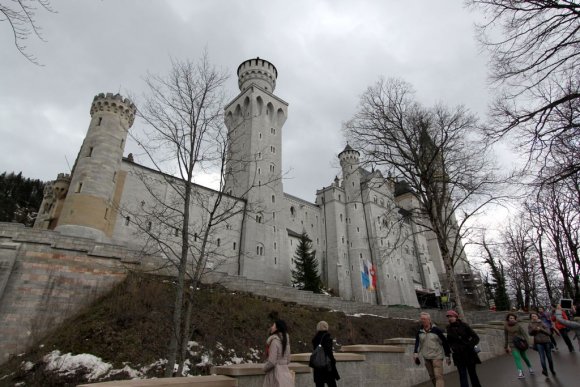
[
  {"x1": 310, "y1": 320, "x2": 340, "y2": 387},
  {"x1": 263, "y1": 319, "x2": 294, "y2": 387},
  {"x1": 553, "y1": 304, "x2": 580, "y2": 351},
  {"x1": 552, "y1": 304, "x2": 576, "y2": 352},
  {"x1": 413, "y1": 312, "x2": 451, "y2": 387},
  {"x1": 445, "y1": 310, "x2": 481, "y2": 387},
  {"x1": 504, "y1": 313, "x2": 533, "y2": 379},
  {"x1": 537, "y1": 306, "x2": 559, "y2": 350},
  {"x1": 528, "y1": 311, "x2": 556, "y2": 377}
]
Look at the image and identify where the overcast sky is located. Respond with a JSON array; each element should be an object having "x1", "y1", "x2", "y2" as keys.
[{"x1": 1, "y1": 0, "x2": 498, "y2": 205}]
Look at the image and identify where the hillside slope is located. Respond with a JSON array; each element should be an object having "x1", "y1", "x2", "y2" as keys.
[{"x1": 0, "y1": 273, "x2": 418, "y2": 386}]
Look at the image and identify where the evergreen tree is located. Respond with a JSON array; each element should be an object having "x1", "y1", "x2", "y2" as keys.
[
  {"x1": 291, "y1": 232, "x2": 322, "y2": 293},
  {"x1": 0, "y1": 172, "x2": 45, "y2": 226}
]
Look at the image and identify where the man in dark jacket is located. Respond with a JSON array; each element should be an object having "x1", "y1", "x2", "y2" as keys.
[{"x1": 446, "y1": 310, "x2": 481, "y2": 387}]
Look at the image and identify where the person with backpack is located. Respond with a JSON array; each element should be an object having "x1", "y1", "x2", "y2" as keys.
[
  {"x1": 310, "y1": 321, "x2": 340, "y2": 387},
  {"x1": 445, "y1": 310, "x2": 481, "y2": 387},
  {"x1": 413, "y1": 312, "x2": 451, "y2": 387},
  {"x1": 528, "y1": 311, "x2": 556, "y2": 377},
  {"x1": 504, "y1": 313, "x2": 533, "y2": 379}
]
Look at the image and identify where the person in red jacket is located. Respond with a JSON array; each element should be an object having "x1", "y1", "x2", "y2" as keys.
[{"x1": 551, "y1": 304, "x2": 575, "y2": 352}]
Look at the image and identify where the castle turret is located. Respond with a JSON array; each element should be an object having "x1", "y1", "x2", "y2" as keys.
[
  {"x1": 55, "y1": 93, "x2": 136, "y2": 241},
  {"x1": 339, "y1": 145, "x2": 377, "y2": 303},
  {"x1": 237, "y1": 57, "x2": 278, "y2": 92},
  {"x1": 224, "y1": 58, "x2": 288, "y2": 284}
]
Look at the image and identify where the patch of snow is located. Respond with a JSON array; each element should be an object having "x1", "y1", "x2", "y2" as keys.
[
  {"x1": 230, "y1": 356, "x2": 243, "y2": 364},
  {"x1": 188, "y1": 341, "x2": 199, "y2": 348},
  {"x1": 140, "y1": 359, "x2": 167, "y2": 374},
  {"x1": 21, "y1": 361, "x2": 35, "y2": 372},
  {"x1": 109, "y1": 365, "x2": 142, "y2": 379},
  {"x1": 43, "y1": 350, "x2": 112, "y2": 381},
  {"x1": 215, "y1": 342, "x2": 224, "y2": 352},
  {"x1": 196, "y1": 354, "x2": 211, "y2": 367},
  {"x1": 14, "y1": 382, "x2": 25, "y2": 387}
]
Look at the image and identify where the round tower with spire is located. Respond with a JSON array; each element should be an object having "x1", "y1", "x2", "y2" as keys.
[{"x1": 56, "y1": 93, "x2": 136, "y2": 241}]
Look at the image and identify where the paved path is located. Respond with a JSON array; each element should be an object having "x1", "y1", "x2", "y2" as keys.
[{"x1": 416, "y1": 342, "x2": 579, "y2": 386}]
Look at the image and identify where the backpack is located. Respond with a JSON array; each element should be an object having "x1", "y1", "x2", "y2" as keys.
[
  {"x1": 309, "y1": 333, "x2": 331, "y2": 370},
  {"x1": 512, "y1": 336, "x2": 529, "y2": 351}
]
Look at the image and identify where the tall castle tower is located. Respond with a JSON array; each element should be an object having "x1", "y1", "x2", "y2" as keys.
[
  {"x1": 224, "y1": 58, "x2": 289, "y2": 282},
  {"x1": 55, "y1": 93, "x2": 136, "y2": 241},
  {"x1": 339, "y1": 145, "x2": 378, "y2": 304}
]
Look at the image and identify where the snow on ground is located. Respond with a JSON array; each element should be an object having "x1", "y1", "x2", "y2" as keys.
[{"x1": 43, "y1": 351, "x2": 112, "y2": 381}]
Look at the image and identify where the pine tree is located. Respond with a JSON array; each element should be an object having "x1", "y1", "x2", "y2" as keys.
[
  {"x1": 0, "y1": 172, "x2": 45, "y2": 226},
  {"x1": 291, "y1": 232, "x2": 322, "y2": 293}
]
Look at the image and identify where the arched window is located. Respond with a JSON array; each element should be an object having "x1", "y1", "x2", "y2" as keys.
[
  {"x1": 217, "y1": 238, "x2": 221, "y2": 247},
  {"x1": 271, "y1": 195, "x2": 275, "y2": 203},
  {"x1": 290, "y1": 206, "x2": 295, "y2": 216}
]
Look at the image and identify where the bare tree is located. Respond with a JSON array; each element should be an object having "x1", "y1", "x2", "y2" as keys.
[
  {"x1": 124, "y1": 55, "x2": 235, "y2": 377},
  {"x1": 1, "y1": 0, "x2": 55, "y2": 63},
  {"x1": 345, "y1": 78, "x2": 509, "y2": 317},
  {"x1": 468, "y1": 0, "x2": 580, "y2": 184}
]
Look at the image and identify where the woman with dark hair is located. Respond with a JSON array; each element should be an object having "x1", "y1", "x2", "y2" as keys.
[
  {"x1": 528, "y1": 311, "x2": 556, "y2": 376},
  {"x1": 504, "y1": 313, "x2": 533, "y2": 379},
  {"x1": 263, "y1": 319, "x2": 294, "y2": 387},
  {"x1": 445, "y1": 310, "x2": 481, "y2": 387},
  {"x1": 310, "y1": 320, "x2": 340, "y2": 387}
]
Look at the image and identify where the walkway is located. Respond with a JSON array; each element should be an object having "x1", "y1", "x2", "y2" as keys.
[{"x1": 416, "y1": 341, "x2": 579, "y2": 386}]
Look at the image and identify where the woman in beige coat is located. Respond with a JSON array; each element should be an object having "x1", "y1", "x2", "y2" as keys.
[{"x1": 263, "y1": 319, "x2": 294, "y2": 387}]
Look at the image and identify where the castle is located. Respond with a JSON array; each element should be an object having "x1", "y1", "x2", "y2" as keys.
[{"x1": 34, "y1": 58, "x2": 480, "y2": 308}]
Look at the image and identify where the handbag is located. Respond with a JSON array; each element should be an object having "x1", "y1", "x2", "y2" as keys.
[
  {"x1": 309, "y1": 333, "x2": 331, "y2": 371},
  {"x1": 512, "y1": 336, "x2": 529, "y2": 351}
]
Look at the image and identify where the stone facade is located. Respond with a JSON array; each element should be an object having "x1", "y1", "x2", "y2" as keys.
[{"x1": 33, "y1": 57, "x2": 481, "y2": 309}]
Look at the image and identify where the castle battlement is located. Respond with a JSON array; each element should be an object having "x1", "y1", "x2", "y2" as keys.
[
  {"x1": 90, "y1": 92, "x2": 136, "y2": 127},
  {"x1": 237, "y1": 57, "x2": 278, "y2": 92}
]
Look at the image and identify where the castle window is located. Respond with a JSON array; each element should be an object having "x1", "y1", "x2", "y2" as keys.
[
  {"x1": 146, "y1": 221, "x2": 152, "y2": 231},
  {"x1": 125, "y1": 216, "x2": 130, "y2": 226},
  {"x1": 257, "y1": 152, "x2": 262, "y2": 160},
  {"x1": 380, "y1": 239, "x2": 384, "y2": 246},
  {"x1": 258, "y1": 168, "x2": 261, "y2": 175},
  {"x1": 359, "y1": 253, "x2": 363, "y2": 259},
  {"x1": 174, "y1": 228, "x2": 179, "y2": 236},
  {"x1": 256, "y1": 244, "x2": 264, "y2": 255},
  {"x1": 272, "y1": 212, "x2": 276, "y2": 220},
  {"x1": 97, "y1": 117, "x2": 102, "y2": 126},
  {"x1": 88, "y1": 147, "x2": 93, "y2": 157},
  {"x1": 141, "y1": 200, "x2": 145, "y2": 207},
  {"x1": 194, "y1": 233, "x2": 198, "y2": 242},
  {"x1": 120, "y1": 139, "x2": 124, "y2": 149},
  {"x1": 271, "y1": 195, "x2": 275, "y2": 203},
  {"x1": 311, "y1": 224, "x2": 313, "y2": 228},
  {"x1": 290, "y1": 206, "x2": 295, "y2": 216},
  {"x1": 340, "y1": 214, "x2": 343, "y2": 222},
  {"x1": 259, "y1": 133, "x2": 262, "y2": 139},
  {"x1": 217, "y1": 238, "x2": 221, "y2": 247},
  {"x1": 338, "y1": 194, "x2": 341, "y2": 201},
  {"x1": 352, "y1": 181, "x2": 355, "y2": 187},
  {"x1": 271, "y1": 146, "x2": 276, "y2": 153},
  {"x1": 354, "y1": 203, "x2": 357, "y2": 209},
  {"x1": 113, "y1": 172, "x2": 117, "y2": 182},
  {"x1": 373, "y1": 196, "x2": 377, "y2": 203},
  {"x1": 357, "y1": 227, "x2": 360, "y2": 232},
  {"x1": 76, "y1": 182, "x2": 83, "y2": 193},
  {"x1": 341, "y1": 236, "x2": 344, "y2": 244},
  {"x1": 271, "y1": 128, "x2": 275, "y2": 134},
  {"x1": 233, "y1": 242, "x2": 236, "y2": 250},
  {"x1": 380, "y1": 199, "x2": 384, "y2": 206},
  {"x1": 274, "y1": 242, "x2": 277, "y2": 250},
  {"x1": 270, "y1": 164, "x2": 275, "y2": 173},
  {"x1": 256, "y1": 214, "x2": 262, "y2": 223}
]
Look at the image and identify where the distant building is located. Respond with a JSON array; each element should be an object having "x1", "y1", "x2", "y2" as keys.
[{"x1": 34, "y1": 58, "x2": 482, "y2": 308}]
